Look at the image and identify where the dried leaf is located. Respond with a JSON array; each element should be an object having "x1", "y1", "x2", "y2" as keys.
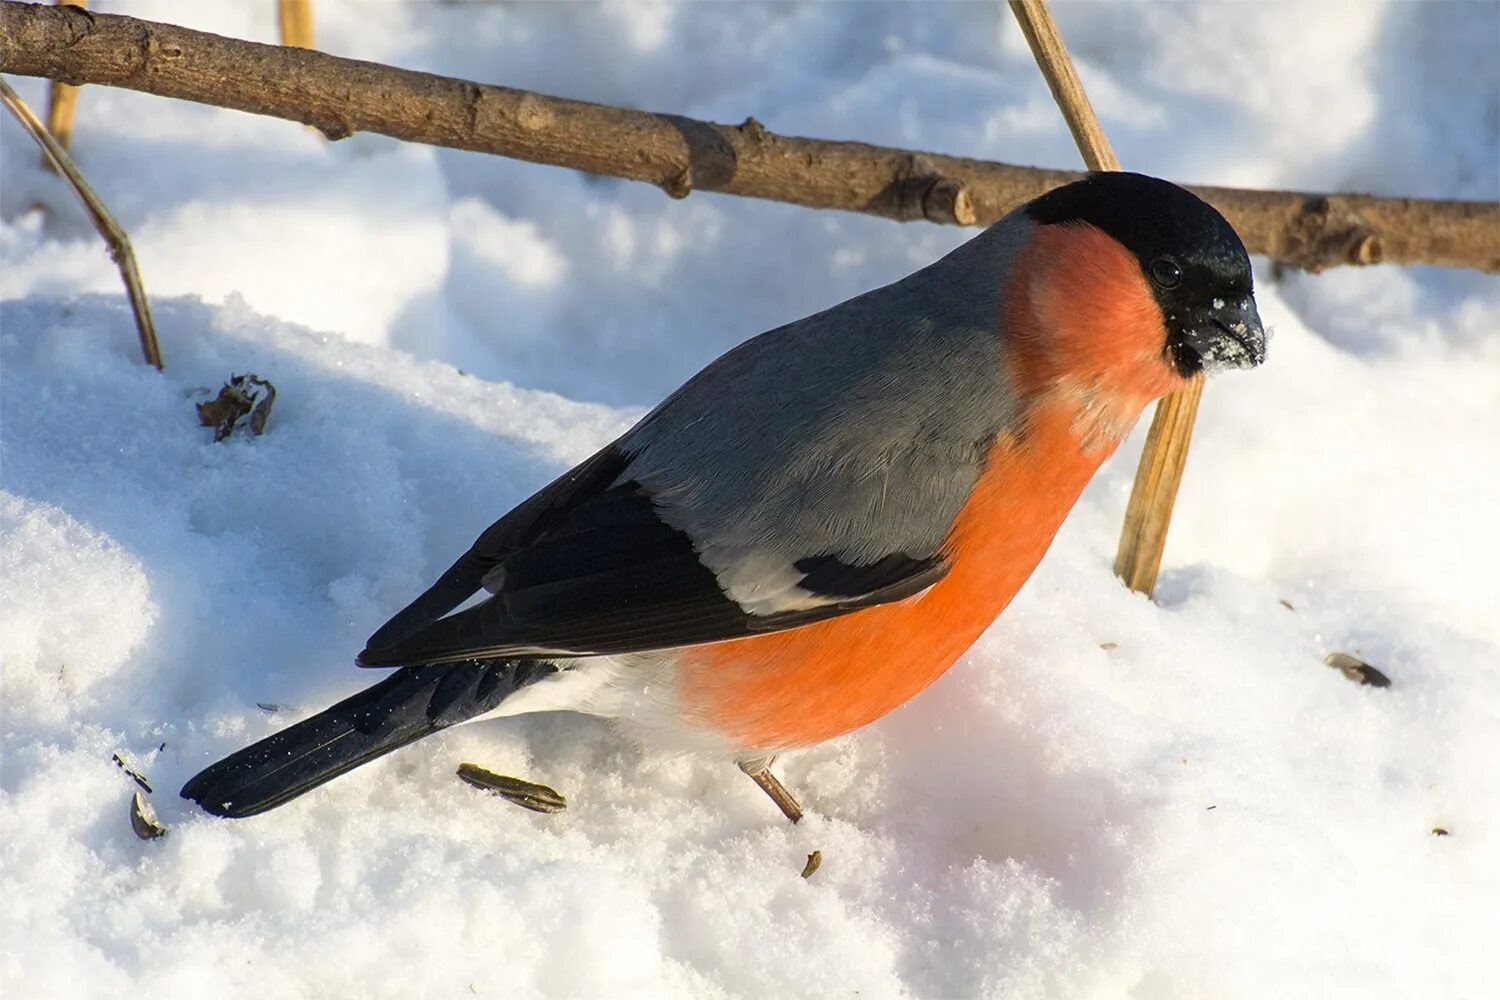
[
  {"x1": 196, "y1": 373, "x2": 276, "y2": 441},
  {"x1": 1324, "y1": 652, "x2": 1392, "y2": 688},
  {"x1": 457, "y1": 763, "x2": 566, "y2": 814},
  {"x1": 195, "y1": 381, "x2": 251, "y2": 441},
  {"x1": 800, "y1": 850, "x2": 822, "y2": 879},
  {"x1": 130, "y1": 791, "x2": 167, "y2": 840},
  {"x1": 248, "y1": 377, "x2": 277, "y2": 435}
]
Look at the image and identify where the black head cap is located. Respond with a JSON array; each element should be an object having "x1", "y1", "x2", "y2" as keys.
[{"x1": 1025, "y1": 172, "x2": 1265, "y2": 376}]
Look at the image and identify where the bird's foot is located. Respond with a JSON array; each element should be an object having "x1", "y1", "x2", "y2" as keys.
[{"x1": 737, "y1": 756, "x2": 803, "y2": 824}]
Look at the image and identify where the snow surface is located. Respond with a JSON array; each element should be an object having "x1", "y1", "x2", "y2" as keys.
[{"x1": 2, "y1": 2, "x2": 1498, "y2": 998}]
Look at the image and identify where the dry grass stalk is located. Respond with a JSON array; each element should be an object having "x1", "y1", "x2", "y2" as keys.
[
  {"x1": 1112, "y1": 381, "x2": 1205, "y2": 595},
  {"x1": 277, "y1": 0, "x2": 314, "y2": 50},
  {"x1": 43, "y1": 77, "x2": 78, "y2": 148},
  {"x1": 1009, "y1": 0, "x2": 1206, "y2": 599},
  {"x1": 1008, "y1": 0, "x2": 1120, "y2": 172},
  {"x1": 0, "y1": 75, "x2": 163, "y2": 369}
]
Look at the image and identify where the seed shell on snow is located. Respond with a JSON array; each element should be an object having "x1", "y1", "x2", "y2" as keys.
[
  {"x1": 457, "y1": 763, "x2": 567, "y2": 814},
  {"x1": 1324, "y1": 652, "x2": 1392, "y2": 688},
  {"x1": 129, "y1": 791, "x2": 167, "y2": 841}
]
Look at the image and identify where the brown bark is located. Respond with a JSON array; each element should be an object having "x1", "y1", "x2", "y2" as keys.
[{"x1": 1, "y1": 1, "x2": 1495, "y2": 272}]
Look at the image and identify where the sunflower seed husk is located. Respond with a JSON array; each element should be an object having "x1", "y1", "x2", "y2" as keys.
[
  {"x1": 457, "y1": 763, "x2": 567, "y2": 814},
  {"x1": 1324, "y1": 652, "x2": 1392, "y2": 688},
  {"x1": 130, "y1": 791, "x2": 167, "y2": 840}
]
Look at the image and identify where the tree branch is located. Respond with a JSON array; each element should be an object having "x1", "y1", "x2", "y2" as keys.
[{"x1": 1, "y1": 1, "x2": 1495, "y2": 272}]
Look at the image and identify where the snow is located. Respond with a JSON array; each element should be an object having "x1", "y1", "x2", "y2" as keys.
[{"x1": 2, "y1": 1, "x2": 1497, "y2": 997}]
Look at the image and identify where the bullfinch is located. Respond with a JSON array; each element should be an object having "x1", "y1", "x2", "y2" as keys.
[{"x1": 182, "y1": 171, "x2": 1266, "y2": 820}]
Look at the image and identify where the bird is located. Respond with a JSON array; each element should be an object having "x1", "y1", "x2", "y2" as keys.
[{"x1": 181, "y1": 171, "x2": 1266, "y2": 822}]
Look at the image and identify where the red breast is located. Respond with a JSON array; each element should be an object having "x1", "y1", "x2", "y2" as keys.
[{"x1": 675, "y1": 222, "x2": 1186, "y2": 751}]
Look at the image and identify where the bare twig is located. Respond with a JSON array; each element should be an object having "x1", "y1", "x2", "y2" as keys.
[
  {"x1": 0, "y1": 74, "x2": 163, "y2": 369},
  {"x1": 1010, "y1": 0, "x2": 1207, "y2": 599},
  {"x1": 276, "y1": 0, "x2": 313, "y2": 49},
  {"x1": 0, "y1": 2, "x2": 1494, "y2": 271}
]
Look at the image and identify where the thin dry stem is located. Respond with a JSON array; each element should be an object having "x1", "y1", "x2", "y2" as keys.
[
  {"x1": 277, "y1": 0, "x2": 313, "y2": 50},
  {"x1": 1008, "y1": 0, "x2": 1120, "y2": 172},
  {"x1": 1, "y1": 75, "x2": 162, "y2": 369},
  {"x1": 40, "y1": 0, "x2": 85, "y2": 169},
  {"x1": 1009, "y1": 0, "x2": 1203, "y2": 599},
  {"x1": 43, "y1": 77, "x2": 77, "y2": 147},
  {"x1": 1112, "y1": 379, "x2": 1205, "y2": 594}
]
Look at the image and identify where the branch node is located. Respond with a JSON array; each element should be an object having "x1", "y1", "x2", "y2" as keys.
[
  {"x1": 661, "y1": 168, "x2": 693, "y2": 200},
  {"x1": 1353, "y1": 232, "x2": 1384, "y2": 266},
  {"x1": 463, "y1": 82, "x2": 482, "y2": 136},
  {"x1": 739, "y1": 115, "x2": 768, "y2": 143},
  {"x1": 922, "y1": 176, "x2": 977, "y2": 226},
  {"x1": 1283, "y1": 195, "x2": 1384, "y2": 273},
  {"x1": 61, "y1": 1, "x2": 95, "y2": 33},
  {"x1": 144, "y1": 28, "x2": 184, "y2": 65},
  {"x1": 513, "y1": 91, "x2": 554, "y2": 132},
  {"x1": 315, "y1": 117, "x2": 352, "y2": 141},
  {"x1": 874, "y1": 154, "x2": 974, "y2": 225}
]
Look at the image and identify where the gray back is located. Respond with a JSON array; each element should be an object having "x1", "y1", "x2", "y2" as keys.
[{"x1": 616, "y1": 215, "x2": 1034, "y2": 610}]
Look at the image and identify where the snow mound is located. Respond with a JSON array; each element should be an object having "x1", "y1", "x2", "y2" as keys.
[
  {"x1": 0, "y1": 495, "x2": 155, "y2": 724},
  {"x1": 2, "y1": 2, "x2": 1497, "y2": 998}
]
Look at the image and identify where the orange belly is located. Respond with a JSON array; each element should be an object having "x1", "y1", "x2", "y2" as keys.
[{"x1": 676, "y1": 403, "x2": 1121, "y2": 751}]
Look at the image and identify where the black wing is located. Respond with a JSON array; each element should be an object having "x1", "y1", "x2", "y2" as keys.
[{"x1": 357, "y1": 445, "x2": 948, "y2": 667}]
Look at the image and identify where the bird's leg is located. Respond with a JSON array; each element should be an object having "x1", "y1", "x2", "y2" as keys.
[{"x1": 738, "y1": 756, "x2": 803, "y2": 824}]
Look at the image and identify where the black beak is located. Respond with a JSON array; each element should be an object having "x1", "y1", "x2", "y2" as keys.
[{"x1": 1178, "y1": 295, "x2": 1267, "y2": 374}]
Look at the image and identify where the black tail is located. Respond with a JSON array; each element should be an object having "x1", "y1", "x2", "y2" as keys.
[{"x1": 181, "y1": 659, "x2": 556, "y2": 818}]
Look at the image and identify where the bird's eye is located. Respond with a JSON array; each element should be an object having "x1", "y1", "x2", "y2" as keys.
[{"x1": 1149, "y1": 257, "x2": 1182, "y2": 289}]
